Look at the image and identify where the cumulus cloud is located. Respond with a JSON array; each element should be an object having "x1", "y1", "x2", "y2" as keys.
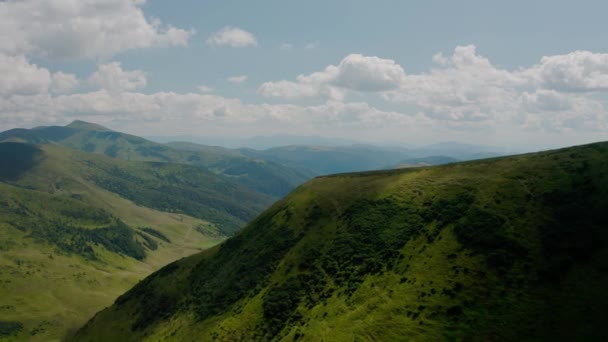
[
  {"x1": 0, "y1": 54, "x2": 51, "y2": 96},
  {"x1": 207, "y1": 26, "x2": 257, "y2": 47},
  {"x1": 258, "y1": 54, "x2": 404, "y2": 100},
  {"x1": 387, "y1": 45, "x2": 524, "y2": 121},
  {"x1": 386, "y1": 45, "x2": 608, "y2": 123},
  {"x1": 197, "y1": 85, "x2": 214, "y2": 93},
  {"x1": 0, "y1": 88, "x2": 417, "y2": 138},
  {"x1": 0, "y1": 0, "x2": 193, "y2": 59},
  {"x1": 88, "y1": 62, "x2": 147, "y2": 92},
  {"x1": 51, "y1": 72, "x2": 80, "y2": 94},
  {"x1": 525, "y1": 50, "x2": 608, "y2": 92},
  {"x1": 334, "y1": 54, "x2": 406, "y2": 91},
  {"x1": 227, "y1": 75, "x2": 248, "y2": 84},
  {"x1": 2, "y1": 43, "x2": 608, "y2": 140},
  {"x1": 259, "y1": 45, "x2": 608, "y2": 130},
  {"x1": 258, "y1": 73, "x2": 343, "y2": 101}
]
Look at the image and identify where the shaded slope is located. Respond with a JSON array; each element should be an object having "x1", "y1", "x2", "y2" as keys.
[
  {"x1": 0, "y1": 142, "x2": 43, "y2": 181},
  {"x1": 74, "y1": 142, "x2": 608, "y2": 341}
]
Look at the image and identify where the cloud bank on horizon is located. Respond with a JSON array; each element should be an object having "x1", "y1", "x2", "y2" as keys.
[{"x1": 0, "y1": 0, "x2": 607, "y2": 147}]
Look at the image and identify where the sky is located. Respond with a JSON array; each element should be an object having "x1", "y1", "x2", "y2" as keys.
[{"x1": 1, "y1": 0, "x2": 608, "y2": 149}]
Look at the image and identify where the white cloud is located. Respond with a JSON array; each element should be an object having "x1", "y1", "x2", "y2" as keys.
[
  {"x1": 389, "y1": 45, "x2": 608, "y2": 128},
  {"x1": 51, "y1": 72, "x2": 79, "y2": 94},
  {"x1": 258, "y1": 75, "x2": 344, "y2": 101},
  {"x1": 258, "y1": 54, "x2": 405, "y2": 100},
  {"x1": 0, "y1": 0, "x2": 193, "y2": 59},
  {"x1": 334, "y1": 54, "x2": 406, "y2": 91},
  {"x1": 525, "y1": 50, "x2": 608, "y2": 92},
  {"x1": 520, "y1": 89, "x2": 573, "y2": 113},
  {"x1": 0, "y1": 89, "x2": 417, "y2": 137},
  {"x1": 227, "y1": 75, "x2": 248, "y2": 84},
  {"x1": 387, "y1": 45, "x2": 524, "y2": 121},
  {"x1": 2, "y1": 44, "x2": 608, "y2": 142},
  {"x1": 89, "y1": 62, "x2": 147, "y2": 92},
  {"x1": 207, "y1": 26, "x2": 257, "y2": 48},
  {"x1": 258, "y1": 45, "x2": 608, "y2": 132},
  {"x1": 197, "y1": 85, "x2": 214, "y2": 93},
  {"x1": 0, "y1": 54, "x2": 51, "y2": 96}
]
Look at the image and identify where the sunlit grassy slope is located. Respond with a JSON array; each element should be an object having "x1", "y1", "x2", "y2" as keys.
[
  {"x1": 74, "y1": 141, "x2": 608, "y2": 341},
  {"x1": 0, "y1": 142, "x2": 251, "y2": 341}
]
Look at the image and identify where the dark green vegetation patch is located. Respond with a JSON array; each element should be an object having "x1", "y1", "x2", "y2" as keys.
[
  {"x1": 0, "y1": 189, "x2": 146, "y2": 260},
  {"x1": 0, "y1": 321, "x2": 23, "y2": 338},
  {"x1": 141, "y1": 227, "x2": 171, "y2": 243},
  {"x1": 0, "y1": 142, "x2": 42, "y2": 181}
]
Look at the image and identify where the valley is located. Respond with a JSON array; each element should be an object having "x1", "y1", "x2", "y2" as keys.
[{"x1": 0, "y1": 141, "x2": 265, "y2": 341}]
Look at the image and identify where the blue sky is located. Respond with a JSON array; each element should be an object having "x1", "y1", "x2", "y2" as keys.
[
  {"x1": 101, "y1": 0, "x2": 608, "y2": 94},
  {"x1": 1, "y1": 0, "x2": 608, "y2": 148}
]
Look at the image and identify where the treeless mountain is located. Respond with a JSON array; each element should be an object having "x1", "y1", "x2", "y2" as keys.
[{"x1": 74, "y1": 142, "x2": 608, "y2": 341}]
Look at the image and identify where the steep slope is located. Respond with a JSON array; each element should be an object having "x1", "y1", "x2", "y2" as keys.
[
  {"x1": 0, "y1": 121, "x2": 309, "y2": 198},
  {"x1": 74, "y1": 142, "x2": 608, "y2": 341},
  {"x1": 0, "y1": 142, "x2": 270, "y2": 341}
]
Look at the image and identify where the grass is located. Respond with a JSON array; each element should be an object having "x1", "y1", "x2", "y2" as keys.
[
  {"x1": 0, "y1": 143, "x2": 232, "y2": 341},
  {"x1": 73, "y1": 141, "x2": 608, "y2": 341}
]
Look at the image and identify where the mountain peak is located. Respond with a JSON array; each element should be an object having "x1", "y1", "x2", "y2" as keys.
[{"x1": 66, "y1": 120, "x2": 112, "y2": 132}]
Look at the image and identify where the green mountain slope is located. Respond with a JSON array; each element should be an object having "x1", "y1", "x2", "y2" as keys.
[
  {"x1": 1, "y1": 142, "x2": 272, "y2": 234},
  {"x1": 0, "y1": 121, "x2": 309, "y2": 198},
  {"x1": 0, "y1": 142, "x2": 271, "y2": 341},
  {"x1": 74, "y1": 142, "x2": 608, "y2": 341}
]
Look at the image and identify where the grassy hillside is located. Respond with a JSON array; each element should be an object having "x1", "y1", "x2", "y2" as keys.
[
  {"x1": 0, "y1": 121, "x2": 309, "y2": 198},
  {"x1": 74, "y1": 142, "x2": 608, "y2": 341},
  {"x1": 3, "y1": 142, "x2": 271, "y2": 234},
  {"x1": 0, "y1": 142, "x2": 268, "y2": 341}
]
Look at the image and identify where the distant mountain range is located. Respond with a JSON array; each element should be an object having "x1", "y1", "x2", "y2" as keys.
[
  {"x1": 2, "y1": 120, "x2": 509, "y2": 180},
  {"x1": 147, "y1": 134, "x2": 364, "y2": 150},
  {"x1": 0, "y1": 120, "x2": 311, "y2": 199},
  {"x1": 163, "y1": 140, "x2": 507, "y2": 175}
]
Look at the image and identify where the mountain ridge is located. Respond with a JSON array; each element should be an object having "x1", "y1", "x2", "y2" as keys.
[
  {"x1": 0, "y1": 121, "x2": 310, "y2": 199},
  {"x1": 73, "y1": 141, "x2": 608, "y2": 341}
]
